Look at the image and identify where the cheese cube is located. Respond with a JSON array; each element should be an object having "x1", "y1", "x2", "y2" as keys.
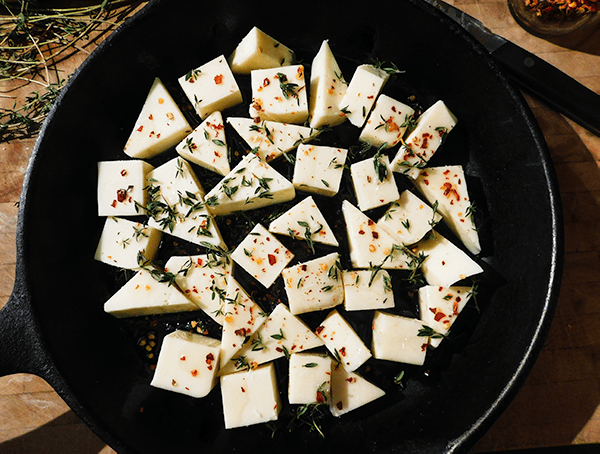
[
  {"x1": 94, "y1": 217, "x2": 162, "y2": 269},
  {"x1": 315, "y1": 309, "x2": 371, "y2": 372},
  {"x1": 104, "y1": 268, "x2": 199, "y2": 318},
  {"x1": 350, "y1": 153, "x2": 399, "y2": 211},
  {"x1": 220, "y1": 362, "x2": 281, "y2": 429},
  {"x1": 309, "y1": 40, "x2": 347, "y2": 129},
  {"x1": 329, "y1": 367, "x2": 385, "y2": 417},
  {"x1": 150, "y1": 330, "x2": 220, "y2": 398},
  {"x1": 359, "y1": 94, "x2": 415, "y2": 149},
  {"x1": 146, "y1": 157, "x2": 225, "y2": 248},
  {"x1": 282, "y1": 252, "x2": 344, "y2": 315},
  {"x1": 230, "y1": 223, "x2": 294, "y2": 288},
  {"x1": 376, "y1": 190, "x2": 441, "y2": 246},
  {"x1": 250, "y1": 65, "x2": 308, "y2": 124},
  {"x1": 123, "y1": 77, "x2": 192, "y2": 159},
  {"x1": 227, "y1": 117, "x2": 317, "y2": 162},
  {"x1": 175, "y1": 111, "x2": 230, "y2": 176},
  {"x1": 178, "y1": 55, "x2": 242, "y2": 120},
  {"x1": 97, "y1": 160, "x2": 154, "y2": 216},
  {"x1": 371, "y1": 311, "x2": 427, "y2": 366},
  {"x1": 390, "y1": 100, "x2": 458, "y2": 178},
  {"x1": 293, "y1": 144, "x2": 347, "y2": 197},
  {"x1": 268, "y1": 196, "x2": 339, "y2": 247},
  {"x1": 228, "y1": 27, "x2": 295, "y2": 75},
  {"x1": 413, "y1": 165, "x2": 481, "y2": 255},
  {"x1": 288, "y1": 352, "x2": 332, "y2": 405},
  {"x1": 339, "y1": 65, "x2": 389, "y2": 127},
  {"x1": 204, "y1": 153, "x2": 295, "y2": 216},
  {"x1": 164, "y1": 254, "x2": 232, "y2": 325},
  {"x1": 342, "y1": 269, "x2": 394, "y2": 311}
]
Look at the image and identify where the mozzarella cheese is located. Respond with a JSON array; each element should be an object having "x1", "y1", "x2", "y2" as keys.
[
  {"x1": 359, "y1": 94, "x2": 415, "y2": 149},
  {"x1": 288, "y1": 352, "x2": 332, "y2": 405},
  {"x1": 372, "y1": 311, "x2": 428, "y2": 365},
  {"x1": 229, "y1": 27, "x2": 295, "y2": 75},
  {"x1": 97, "y1": 160, "x2": 154, "y2": 216},
  {"x1": 292, "y1": 144, "x2": 348, "y2": 197},
  {"x1": 329, "y1": 367, "x2": 385, "y2": 417},
  {"x1": 342, "y1": 269, "x2": 394, "y2": 311},
  {"x1": 350, "y1": 153, "x2": 399, "y2": 212},
  {"x1": 339, "y1": 64, "x2": 389, "y2": 127}
]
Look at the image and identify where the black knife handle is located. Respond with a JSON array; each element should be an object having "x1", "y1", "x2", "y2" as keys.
[{"x1": 492, "y1": 41, "x2": 600, "y2": 136}]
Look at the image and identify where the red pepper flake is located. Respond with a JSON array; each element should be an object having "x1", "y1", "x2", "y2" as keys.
[
  {"x1": 372, "y1": 231, "x2": 379, "y2": 239},
  {"x1": 148, "y1": 114, "x2": 153, "y2": 120},
  {"x1": 434, "y1": 312, "x2": 446, "y2": 322},
  {"x1": 120, "y1": 169, "x2": 128, "y2": 177},
  {"x1": 421, "y1": 343, "x2": 428, "y2": 352},
  {"x1": 111, "y1": 200, "x2": 117, "y2": 208},
  {"x1": 316, "y1": 391, "x2": 326, "y2": 403},
  {"x1": 316, "y1": 325, "x2": 325, "y2": 334},
  {"x1": 171, "y1": 379, "x2": 178, "y2": 386},
  {"x1": 241, "y1": 387, "x2": 246, "y2": 393},
  {"x1": 268, "y1": 254, "x2": 277, "y2": 266},
  {"x1": 214, "y1": 74, "x2": 224, "y2": 85},
  {"x1": 116, "y1": 189, "x2": 127, "y2": 203},
  {"x1": 191, "y1": 369, "x2": 199, "y2": 377},
  {"x1": 339, "y1": 347, "x2": 347, "y2": 357},
  {"x1": 137, "y1": 125, "x2": 144, "y2": 132},
  {"x1": 180, "y1": 355, "x2": 186, "y2": 361}
]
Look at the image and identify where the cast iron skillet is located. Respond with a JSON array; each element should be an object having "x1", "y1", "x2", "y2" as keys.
[{"x1": 0, "y1": 0, "x2": 563, "y2": 452}]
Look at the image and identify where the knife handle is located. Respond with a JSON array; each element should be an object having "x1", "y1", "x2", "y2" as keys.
[{"x1": 492, "y1": 41, "x2": 600, "y2": 137}]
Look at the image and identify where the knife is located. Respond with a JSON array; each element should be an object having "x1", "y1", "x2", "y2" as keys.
[{"x1": 423, "y1": 0, "x2": 600, "y2": 137}]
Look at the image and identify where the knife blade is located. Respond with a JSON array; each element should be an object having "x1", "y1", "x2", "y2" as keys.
[{"x1": 423, "y1": 0, "x2": 600, "y2": 137}]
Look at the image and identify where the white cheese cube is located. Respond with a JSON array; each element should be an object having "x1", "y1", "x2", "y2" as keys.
[
  {"x1": 339, "y1": 64, "x2": 389, "y2": 127},
  {"x1": 315, "y1": 309, "x2": 371, "y2": 372},
  {"x1": 329, "y1": 367, "x2": 385, "y2": 417},
  {"x1": 227, "y1": 117, "x2": 317, "y2": 162},
  {"x1": 268, "y1": 196, "x2": 339, "y2": 247},
  {"x1": 414, "y1": 231, "x2": 483, "y2": 288},
  {"x1": 178, "y1": 55, "x2": 242, "y2": 120},
  {"x1": 164, "y1": 254, "x2": 232, "y2": 325},
  {"x1": 94, "y1": 217, "x2": 162, "y2": 269},
  {"x1": 228, "y1": 27, "x2": 295, "y2": 75},
  {"x1": 376, "y1": 190, "x2": 441, "y2": 246},
  {"x1": 97, "y1": 160, "x2": 154, "y2": 216},
  {"x1": 288, "y1": 352, "x2": 332, "y2": 405},
  {"x1": 390, "y1": 100, "x2": 458, "y2": 178},
  {"x1": 359, "y1": 94, "x2": 415, "y2": 149},
  {"x1": 123, "y1": 77, "x2": 192, "y2": 159},
  {"x1": 309, "y1": 40, "x2": 347, "y2": 129},
  {"x1": 342, "y1": 200, "x2": 410, "y2": 270},
  {"x1": 175, "y1": 111, "x2": 229, "y2": 176},
  {"x1": 350, "y1": 153, "x2": 399, "y2": 211},
  {"x1": 146, "y1": 157, "x2": 225, "y2": 248},
  {"x1": 250, "y1": 65, "x2": 308, "y2": 124},
  {"x1": 413, "y1": 165, "x2": 481, "y2": 255},
  {"x1": 204, "y1": 153, "x2": 295, "y2": 216},
  {"x1": 342, "y1": 269, "x2": 394, "y2": 311},
  {"x1": 281, "y1": 252, "x2": 343, "y2": 315},
  {"x1": 150, "y1": 330, "x2": 220, "y2": 398},
  {"x1": 104, "y1": 268, "x2": 199, "y2": 318},
  {"x1": 371, "y1": 311, "x2": 427, "y2": 366},
  {"x1": 220, "y1": 362, "x2": 281, "y2": 429},
  {"x1": 231, "y1": 223, "x2": 294, "y2": 288},
  {"x1": 292, "y1": 144, "x2": 348, "y2": 197}
]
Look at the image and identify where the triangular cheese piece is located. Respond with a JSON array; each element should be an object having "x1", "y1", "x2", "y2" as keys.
[
  {"x1": 329, "y1": 367, "x2": 385, "y2": 417},
  {"x1": 228, "y1": 26, "x2": 295, "y2": 75}
]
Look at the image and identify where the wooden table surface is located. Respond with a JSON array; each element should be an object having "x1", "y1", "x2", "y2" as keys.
[{"x1": 1, "y1": 1, "x2": 599, "y2": 452}]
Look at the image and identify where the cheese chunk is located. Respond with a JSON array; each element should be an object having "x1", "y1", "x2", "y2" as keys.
[
  {"x1": 414, "y1": 231, "x2": 483, "y2": 288},
  {"x1": 269, "y1": 196, "x2": 338, "y2": 247},
  {"x1": 230, "y1": 223, "x2": 294, "y2": 288},
  {"x1": 329, "y1": 367, "x2": 385, "y2": 417},
  {"x1": 413, "y1": 165, "x2": 481, "y2": 255},
  {"x1": 309, "y1": 40, "x2": 347, "y2": 129},
  {"x1": 339, "y1": 64, "x2": 389, "y2": 127},
  {"x1": 288, "y1": 352, "x2": 332, "y2": 405},
  {"x1": 282, "y1": 252, "x2": 344, "y2": 315},
  {"x1": 229, "y1": 27, "x2": 295, "y2": 75},
  {"x1": 293, "y1": 144, "x2": 348, "y2": 197},
  {"x1": 227, "y1": 117, "x2": 317, "y2": 162},
  {"x1": 150, "y1": 330, "x2": 220, "y2": 398},
  {"x1": 164, "y1": 254, "x2": 232, "y2": 325},
  {"x1": 175, "y1": 111, "x2": 230, "y2": 176},
  {"x1": 342, "y1": 269, "x2": 394, "y2": 311},
  {"x1": 350, "y1": 153, "x2": 399, "y2": 211},
  {"x1": 250, "y1": 65, "x2": 308, "y2": 124},
  {"x1": 123, "y1": 77, "x2": 192, "y2": 159},
  {"x1": 97, "y1": 160, "x2": 154, "y2": 216},
  {"x1": 104, "y1": 268, "x2": 198, "y2": 318},
  {"x1": 316, "y1": 309, "x2": 371, "y2": 372},
  {"x1": 359, "y1": 94, "x2": 415, "y2": 149},
  {"x1": 342, "y1": 200, "x2": 410, "y2": 270},
  {"x1": 204, "y1": 153, "x2": 295, "y2": 216},
  {"x1": 419, "y1": 285, "x2": 472, "y2": 348},
  {"x1": 371, "y1": 311, "x2": 428, "y2": 366},
  {"x1": 377, "y1": 190, "x2": 441, "y2": 246},
  {"x1": 391, "y1": 100, "x2": 458, "y2": 178},
  {"x1": 94, "y1": 217, "x2": 162, "y2": 269},
  {"x1": 146, "y1": 157, "x2": 225, "y2": 248},
  {"x1": 178, "y1": 55, "x2": 242, "y2": 120},
  {"x1": 220, "y1": 363, "x2": 281, "y2": 429}
]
